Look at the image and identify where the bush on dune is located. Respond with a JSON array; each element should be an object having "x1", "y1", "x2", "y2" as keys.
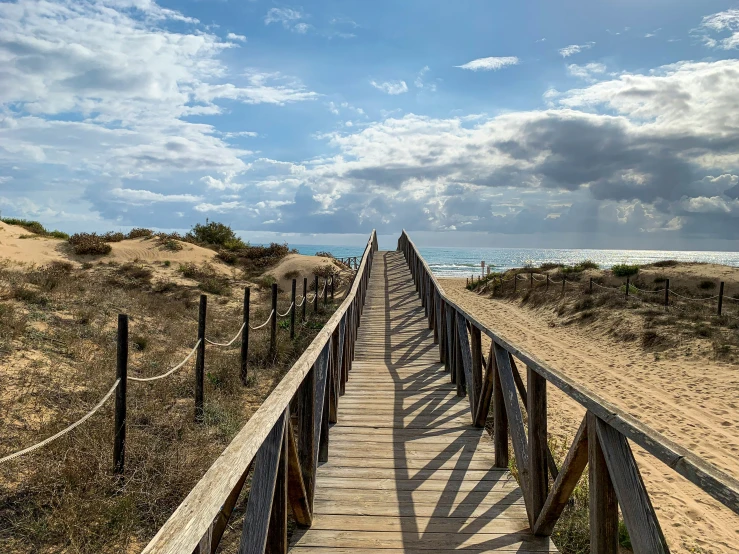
[
  {"x1": 2, "y1": 218, "x2": 69, "y2": 239},
  {"x1": 68, "y1": 233, "x2": 112, "y2": 255},
  {"x1": 611, "y1": 263, "x2": 639, "y2": 278}
]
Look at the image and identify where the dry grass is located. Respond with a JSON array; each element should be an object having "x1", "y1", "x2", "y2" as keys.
[{"x1": 0, "y1": 259, "x2": 340, "y2": 553}]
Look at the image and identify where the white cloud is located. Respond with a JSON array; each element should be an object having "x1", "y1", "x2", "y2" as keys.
[
  {"x1": 264, "y1": 7, "x2": 310, "y2": 34},
  {"x1": 699, "y1": 9, "x2": 739, "y2": 49},
  {"x1": 110, "y1": 188, "x2": 202, "y2": 203},
  {"x1": 414, "y1": 66, "x2": 437, "y2": 91},
  {"x1": 558, "y1": 42, "x2": 594, "y2": 57},
  {"x1": 194, "y1": 201, "x2": 243, "y2": 212},
  {"x1": 456, "y1": 57, "x2": 519, "y2": 71},
  {"x1": 567, "y1": 63, "x2": 607, "y2": 81},
  {"x1": 226, "y1": 32, "x2": 247, "y2": 42},
  {"x1": 370, "y1": 80, "x2": 409, "y2": 95}
]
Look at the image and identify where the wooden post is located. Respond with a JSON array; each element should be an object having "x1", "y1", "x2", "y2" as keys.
[
  {"x1": 331, "y1": 274, "x2": 335, "y2": 302},
  {"x1": 530, "y1": 272, "x2": 533, "y2": 290},
  {"x1": 302, "y1": 277, "x2": 307, "y2": 322},
  {"x1": 270, "y1": 283, "x2": 277, "y2": 357},
  {"x1": 266, "y1": 422, "x2": 289, "y2": 553},
  {"x1": 514, "y1": 274, "x2": 517, "y2": 292},
  {"x1": 718, "y1": 281, "x2": 725, "y2": 316},
  {"x1": 561, "y1": 277, "x2": 565, "y2": 295},
  {"x1": 240, "y1": 287, "x2": 250, "y2": 385},
  {"x1": 588, "y1": 412, "x2": 618, "y2": 553},
  {"x1": 664, "y1": 278, "x2": 670, "y2": 310},
  {"x1": 314, "y1": 276, "x2": 319, "y2": 313},
  {"x1": 546, "y1": 275, "x2": 549, "y2": 291},
  {"x1": 493, "y1": 354, "x2": 508, "y2": 468},
  {"x1": 589, "y1": 277, "x2": 593, "y2": 294},
  {"x1": 195, "y1": 294, "x2": 206, "y2": 423},
  {"x1": 290, "y1": 279, "x2": 296, "y2": 340},
  {"x1": 323, "y1": 275, "x2": 328, "y2": 305},
  {"x1": 528, "y1": 367, "x2": 548, "y2": 523},
  {"x1": 114, "y1": 314, "x2": 128, "y2": 475},
  {"x1": 626, "y1": 276, "x2": 630, "y2": 298}
]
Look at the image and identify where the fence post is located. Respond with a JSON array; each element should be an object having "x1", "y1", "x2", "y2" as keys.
[
  {"x1": 323, "y1": 276, "x2": 328, "y2": 305},
  {"x1": 270, "y1": 283, "x2": 277, "y2": 357},
  {"x1": 514, "y1": 275, "x2": 517, "y2": 293},
  {"x1": 331, "y1": 274, "x2": 335, "y2": 302},
  {"x1": 240, "y1": 287, "x2": 250, "y2": 385},
  {"x1": 530, "y1": 272, "x2": 533, "y2": 290},
  {"x1": 290, "y1": 279, "x2": 296, "y2": 340},
  {"x1": 195, "y1": 294, "x2": 206, "y2": 423},
  {"x1": 546, "y1": 275, "x2": 549, "y2": 291},
  {"x1": 626, "y1": 276, "x2": 630, "y2": 298},
  {"x1": 589, "y1": 277, "x2": 593, "y2": 294},
  {"x1": 114, "y1": 314, "x2": 128, "y2": 475},
  {"x1": 718, "y1": 281, "x2": 725, "y2": 316},
  {"x1": 314, "y1": 276, "x2": 319, "y2": 313},
  {"x1": 302, "y1": 277, "x2": 307, "y2": 322},
  {"x1": 664, "y1": 279, "x2": 670, "y2": 310},
  {"x1": 561, "y1": 277, "x2": 565, "y2": 295}
]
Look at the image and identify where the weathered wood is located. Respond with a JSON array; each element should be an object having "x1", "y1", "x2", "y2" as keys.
[
  {"x1": 313, "y1": 344, "x2": 330, "y2": 466},
  {"x1": 470, "y1": 325, "x2": 483, "y2": 417},
  {"x1": 142, "y1": 232, "x2": 377, "y2": 554},
  {"x1": 286, "y1": 419, "x2": 312, "y2": 527},
  {"x1": 200, "y1": 462, "x2": 252, "y2": 554},
  {"x1": 238, "y1": 412, "x2": 287, "y2": 554},
  {"x1": 533, "y1": 416, "x2": 588, "y2": 536},
  {"x1": 596, "y1": 418, "x2": 670, "y2": 553},
  {"x1": 528, "y1": 366, "x2": 548, "y2": 524},
  {"x1": 266, "y1": 415, "x2": 288, "y2": 554},
  {"x1": 114, "y1": 314, "x2": 128, "y2": 475},
  {"x1": 456, "y1": 311, "x2": 474, "y2": 410},
  {"x1": 474, "y1": 342, "x2": 495, "y2": 427},
  {"x1": 195, "y1": 294, "x2": 206, "y2": 423},
  {"x1": 241, "y1": 288, "x2": 250, "y2": 384},
  {"x1": 588, "y1": 412, "x2": 618, "y2": 554},
  {"x1": 297, "y1": 368, "x2": 316, "y2": 506},
  {"x1": 492, "y1": 346, "x2": 508, "y2": 468},
  {"x1": 270, "y1": 283, "x2": 278, "y2": 357},
  {"x1": 445, "y1": 302, "x2": 453, "y2": 374}
]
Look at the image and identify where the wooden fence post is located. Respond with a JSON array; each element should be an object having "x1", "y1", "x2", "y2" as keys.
[
  {"x1": 240, "y1": 287, "x2": 250, "y2": 385},
  {"x1": 530, "y1": 272, "x2": 533, "y2": 290},
  {"x1": 331, "y1": 274, "x2": 335, "y2": 302},
  {"x1": 589, "y1": 277, "x2": 593, "y2": 294},
  {"x1": 514, "y1": 275, "x2": 517, "y2": 292},
  {"x1": 718, "y1": 281, "x2": 724, "y2": 316},
  {"x1": 561, "y1": 277, "x2": 565, "y2": 295},
  {"x1": 270, "y1": 283, "x2": 277, "y2": 357},
  {"x1": 665, "y1": 278, "x2": 670, "y2": 310},
  {"x1": 546, "y1": 275, "x2": 550, "y2": 291},
  {"x1": 626, "y1": 276, "x2": 630, "y2": 298},
  {"x1": 290, "y1": 279, "x2": 296, "y2": 340},
  {"x1": 314, "y1": 276, "x2": 319, "y2": 313},
  {"x1": 493, "y1": 351, "x2": 509, "y2": 468},
  {"x1": 528, "y1": 367, "x2": 548, "y2": 523},
  {"x1": 114, "y1": 313, "x2": 128, "y2": 475},
  {"x1": 588, "y1": 411, "x2": 619, "y2": 553},
  {"x1": 302, "y1": 277, "x2": 307, "y2": 322},
  {"x1": 323, "y1": 276, "x2": 328, "y2": 305},
  {"x1": 195, "y1": 294, "x2": 206, "y2": 423}
]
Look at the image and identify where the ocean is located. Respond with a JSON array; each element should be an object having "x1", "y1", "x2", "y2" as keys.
[{"x1": 293, "y1": 244, "x2": 739, "y2": 278}]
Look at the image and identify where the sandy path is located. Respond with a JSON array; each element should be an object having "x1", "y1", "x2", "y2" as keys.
[{"x1": 440, "y1": 278, "x2": 739, "y2": 554}]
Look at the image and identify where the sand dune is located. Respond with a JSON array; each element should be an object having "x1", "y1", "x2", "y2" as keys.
[
  {"x1": 441, "y1": 278, "x2": 739, "y2": 553},
  {"x1": 266, "y1": 253, "x2": 351, "y2": 294}
]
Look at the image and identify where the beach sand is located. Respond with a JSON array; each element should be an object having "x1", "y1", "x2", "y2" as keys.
[{"x1": 440, "y1": 277, "x2": 739, "y2": 554}]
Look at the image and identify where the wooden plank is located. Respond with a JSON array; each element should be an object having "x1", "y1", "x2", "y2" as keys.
[
  {"x1": 291, "y1": 529, "x2": 555, "y2": 551},
  {"x1": 297, "y1": 368, "x2": 315, "y2": 507},
  {"x1": 311, "y1": 499, "x2": 529, "y2": 519},
  {"x1": 456, "y1": 311, "x2": 474, "y2": 413},
  {"x1": 528, "y1": 366, "x2": 548, "y2": 524},
  {"x1": 470, "y1": 325, "x2": 483, "y2": 419},
  {"x1": 596, "y1": 418, "x2": 669, "y2": 553},
  {"x1": 492, "y1": 346, "x2": 508, "y2": 468},
  {"x1": 588, "y1": 412, "x2": 618, "y2": 554},
  {"x1": 475, "y1": 342, "x2": 495, "y2": 428},
  {"x1": 286, "y1": 420, "x2": 311, "y2": 527},
  {"x1": 314, "y1": 488, "x2": 524, "y2": 506},
  {"x1": 316, "y1": 476, "x2": 517, "y2": 492},
  {"x1": 533, "y1": 416, "x2": 588, "y2": 536},
  {"x1": 494, "y1": 343, "x2": 528, "y2": 483},
  {"x1": 290, "y1": 548, "x2": 554, "y2": 554},
  {"x1": 308, "y1": 514, "x2": 530, "y2": 533},
  {"x1": 237, "y1": 412, "x2": 286, "y2": 554},
  {"x1": 266, "y1": 415, "x2": 288, "y2": 554}
]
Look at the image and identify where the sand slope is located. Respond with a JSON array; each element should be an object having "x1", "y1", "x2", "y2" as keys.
[
  {"x1": 0, "y1": 222, "x2": 230, "y2": 275},
  {"x1": 265, "y1": 253, "x2": 350, "y2": 293},
  {"x1": 441, "y1": 278, "x2": 739, "y2": 554}
]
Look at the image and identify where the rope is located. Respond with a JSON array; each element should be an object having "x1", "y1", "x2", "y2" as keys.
[
  {"x1": 0, "y1": 379, "x2": 121, "y2": 464},
  {"x1": 295, "y1": 296, "x2": 305, "y2": 308},
  {"x1": 632, "y1": 286, "x2": 665, "y2": 294},
  {"x1": 592, "y1": 281, "x2": 619, "y2": 291},
  {"x1": 249, "y1": 310, "x2": 274, "y2": 330},
  {"x1": 723, "y1": 295, "x2": 739, "y2": 303},
  {"x1": 669, "y1": 291, "x2": 720, "y2": 302},
  {"x1": 205, "y1": 323, "x2": 245, "y2": 347},
  {"x1": 128, "y1": 340, "x2": 201, "y2": 382},
  {"x1": 277, "y1": 303, "x2": 294, "y2": 318}
]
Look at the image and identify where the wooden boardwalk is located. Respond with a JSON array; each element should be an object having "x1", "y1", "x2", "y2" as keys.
[{"x1": 291, "y1": 251, "x2": 557, "y2": 553}]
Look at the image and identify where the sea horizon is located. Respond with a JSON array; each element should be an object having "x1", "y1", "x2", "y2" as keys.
[{"x1": 291, "y1": 244, "x2": 739, "y2": 277}]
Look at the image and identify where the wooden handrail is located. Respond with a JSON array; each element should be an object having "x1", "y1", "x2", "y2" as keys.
[
  {"x1": 398, "y1": 230, "x2": 739, "y2": 549},
  {"x1": 143, "y1": 231, "x2": 378, "y2": 554}
]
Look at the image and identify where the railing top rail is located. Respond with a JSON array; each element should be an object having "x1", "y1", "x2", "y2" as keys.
[
  {"x1": 399, "y1": 230, "x2": 739, "y2": 515},
  {"x1": 143, "y1": 230, "x2": 377, "y2": 554}
]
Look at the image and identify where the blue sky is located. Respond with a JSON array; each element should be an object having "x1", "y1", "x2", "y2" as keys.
[{"x1": 1, "y1": 1, "x2": 739, "y2": 249}]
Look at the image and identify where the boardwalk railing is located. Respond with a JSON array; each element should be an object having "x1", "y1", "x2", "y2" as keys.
[
  {"x1": 398, "y1": 230, "x2": 739, "y2": 553},
  {"x1": 142, "y1": 230, "x2": 377, "y2": 554}
]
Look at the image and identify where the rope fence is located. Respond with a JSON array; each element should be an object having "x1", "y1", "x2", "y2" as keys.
[{"x1": 1, "y1": 272, "x2": 340, "y2": 471}]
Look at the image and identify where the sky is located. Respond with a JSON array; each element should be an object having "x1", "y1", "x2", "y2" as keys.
[{"x1": 1, "y1": 1, "x2": 739, "y2": 250}]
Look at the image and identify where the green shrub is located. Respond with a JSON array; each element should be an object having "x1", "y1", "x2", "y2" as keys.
[
  {"x1": 539, "y1": 262, "x2": 560, "y2": 271},
  {"x1": 652, "y1": 259, "x2": 678, "y2": 267},
  {"x1": 255, "y1": 275, "x2": 277, "y2": 290},
  {"x1": 48, "y1": 230, "x2": 69, "y2": 240},
  {"x1": 699, "y1": 280, "x2": 716, "y2": 290},
  {"x1": 127, "y1": 228, "x2": 153, "y2": 239},
  {"x1": 102, "y1": 231, "x2": 126, "y2": 243},
  {"x1": 68, "y1": 233, "x2": 112, "y2": 255},
  {"x1": 155, "y1": 233, "x2": 184, "y2": 251},
  {"x1": 561, "y1": 260, "x2": 599, "y2": 274},
  {"x1": 315, "y1": 251, "x2": 334, "y2": 258},
  {"x1": 284, "y1": 269, "x2": 300, "y2": 279},
  {"x1": 217, "y1": 250, "x2": 238, "y2": 265},
  {"x1": 189, "y1": 220, "x2": 246, "y2": 249},
  {"x1": 2, "y1": 218, "x2": 46, "y2": 235},
  {"x1": 611, "y1": 263, "x2": 639, "y2": 277},
  {"x1": 199, "y1": 277, "x2": 231, "y2": 295}
]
